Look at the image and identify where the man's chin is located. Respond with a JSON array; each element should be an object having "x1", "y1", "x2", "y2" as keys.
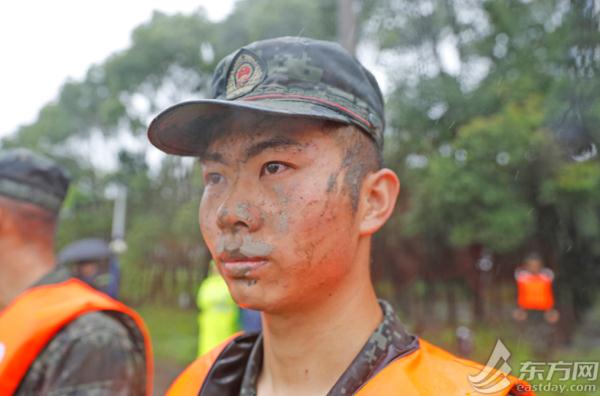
[
  {"x1": 228, "y1": 279, "x2": 269, "y2": 310},
  {"x1": 228, "y1": 279, "x2": 299, "y2": 314}
]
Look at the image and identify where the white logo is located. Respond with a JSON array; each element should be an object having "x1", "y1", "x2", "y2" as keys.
[
  {"x1": 0, "y1": 342, "x2": 5, "y2": 364},
  {"x1": 468, "y1": 339, "x2": 513, "y2": 394}
]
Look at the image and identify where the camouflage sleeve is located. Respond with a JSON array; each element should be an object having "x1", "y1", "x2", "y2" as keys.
[{"x1": 15, "y1": 311, "x2": 147, "y2": 396}]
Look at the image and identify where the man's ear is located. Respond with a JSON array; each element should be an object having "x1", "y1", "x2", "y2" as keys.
[{"x1": 358, "y1": 168, "x2": 400, "y2": 236}]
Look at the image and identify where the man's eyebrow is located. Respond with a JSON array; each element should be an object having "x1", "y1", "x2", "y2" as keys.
[
  {"x1": 244, "y1": 136, "x2": 303, "y2": 161},
  {"x1": 200, "y1": 152, "x2": 228, "y2": 165}
]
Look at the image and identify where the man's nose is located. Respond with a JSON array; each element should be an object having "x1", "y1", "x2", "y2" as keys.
[{"x1": 216, "y1": 188, "x2": 264, "y2": 232}]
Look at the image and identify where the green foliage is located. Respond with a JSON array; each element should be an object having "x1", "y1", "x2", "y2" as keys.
[
  {"x1": 375, "y1": 0, "x2": 600, "y2": 322},
  {"x1": 137, "y1": 305, "x2": 197, "y2": 365},
  {"x1": 542, "y1": 161, "x2": 600, "y2": 254},
  {"x1": 545, "y1": 162, "x2": 600, "y2": 198},
  {"x1": 2, "y1": 0, "x2": 599, "y2": 326},
  {"x1": 220, "y1": 0, "x2": 337, "y2": 47},
  {"x1": 404, "y1": 98, "x2": 557, "y2": 252}
]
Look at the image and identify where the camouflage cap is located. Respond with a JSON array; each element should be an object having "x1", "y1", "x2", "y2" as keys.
[
  {"x1": 148, "y1": 36, "x2": 385, "y2": 156},
  {"x1": 0, "y1": 148, "x2": 70, "y2": 213}
]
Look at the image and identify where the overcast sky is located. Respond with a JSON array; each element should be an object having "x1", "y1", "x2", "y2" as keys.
[{"x1": 0, "y1": 0, "x2": 235, "y2": 138}]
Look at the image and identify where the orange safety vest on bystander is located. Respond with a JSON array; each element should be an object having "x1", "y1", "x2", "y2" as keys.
[
  {"x1": 0, "y1": 279, "x2": 153, "y2": 396},
  {"x1": 517, "y1": 273, "x2": 554, "y2": 311}
]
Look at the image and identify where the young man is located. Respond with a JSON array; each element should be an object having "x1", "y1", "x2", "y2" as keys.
[
  {"x1": 148, "y1": 37, "x2": 531, "y2": 395},
  {"x1": 0, "y1": 149, "x2": 152, "y2": 395}
]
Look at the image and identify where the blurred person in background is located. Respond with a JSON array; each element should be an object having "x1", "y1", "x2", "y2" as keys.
[
  {"x1": 106, "y1": 254, "x2": 121, "y2": 299},
  {"x1": 513, "y1": 252, "x2": 559, "y2": 324},
  {"x1": 513, "y1": 253, "x2": 559, "y2": 355},
  {"x1": 58, "y1": 238, "x2": 121, "y2": 299},
  {"x1": 149, "y1": 37, "x2": 532, "y2": 395},
  {"x1": 0, "y1": 149, "x2": 152, "y2": 396},
  {"x1": 455, "y1": 326, "x2": 474, "y2": 358},
  {"x1": 196, "y1": 260, "x2": 240, "y2": 356}
]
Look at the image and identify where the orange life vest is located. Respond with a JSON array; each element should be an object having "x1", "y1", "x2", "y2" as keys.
[
  {"x1": 167, "y1": 335, "x2": 533, "y2": 396},
  {"x1": 516, "y1": 273, "x2": 554, "y2": 311},
  {"x1": 0, "y1": 278, "x2": 153, "y2": 396}
]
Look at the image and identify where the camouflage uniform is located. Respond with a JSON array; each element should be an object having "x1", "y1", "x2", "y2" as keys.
[
  {"x1": 239, "y1": 300, "x2": 417, "y2": 396},
  {"x1": 14, "y1": 268, "x2": 147, "y2": 396}
]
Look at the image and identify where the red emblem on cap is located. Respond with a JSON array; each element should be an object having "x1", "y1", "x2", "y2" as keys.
[
  {"x1": 226, "y1": 50, "x2": 265, "y2": 99},
  {"x1": 235, "y1": 62, "x2": 254, "y2": 87}
]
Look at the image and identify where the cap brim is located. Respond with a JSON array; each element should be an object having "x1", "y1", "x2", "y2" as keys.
[{"x1": 147, "y1": 98, "x2": 353, "y2": 156}]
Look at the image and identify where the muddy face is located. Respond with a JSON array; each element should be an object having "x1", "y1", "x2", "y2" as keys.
[{"x1": 198, "y1": 118, "x2": 361, "y2": 313}]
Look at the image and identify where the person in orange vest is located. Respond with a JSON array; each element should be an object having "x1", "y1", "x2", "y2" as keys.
[
  {"x1": 513, "y1": 253, "x2": 560, "y2": 325},
  {"x1": 148, "y1": 37, "x2": 532, "y2": 395},
  {"x1": 0, "y1": 149, "x2": 153, "y2": 396}
]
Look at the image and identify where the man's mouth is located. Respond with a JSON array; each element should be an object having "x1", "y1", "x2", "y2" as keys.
[{"x1": 218, "y1": 256, "x2": 268, "y2": 278}]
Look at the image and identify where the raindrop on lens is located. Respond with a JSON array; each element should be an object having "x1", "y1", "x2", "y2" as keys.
[
  {"x1": 455, "y1": 149, "x2": 467, "y2": 162},
  {"x1": 496, "y1": 152, "x2": 510, "y2": 166}
]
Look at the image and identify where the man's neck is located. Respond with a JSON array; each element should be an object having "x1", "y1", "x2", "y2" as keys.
[
  {"x1": 257, "y1": 264, "x2": 382, "y2": 396},
  {"x1": 0, "y1": 243, "x2": 54, "y2": 309}
]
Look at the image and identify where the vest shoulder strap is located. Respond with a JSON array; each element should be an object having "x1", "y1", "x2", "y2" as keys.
[
  {"x1": 356, "y1": 339, "x2": 533, "y2": 396},
  {"x1": 167, "y1": 332, "x2": 243, "y2": 396}
]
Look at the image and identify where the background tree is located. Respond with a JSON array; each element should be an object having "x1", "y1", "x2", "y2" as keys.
[{"x1": 1, "y1": 1, "x2": 598, "y2": 338}]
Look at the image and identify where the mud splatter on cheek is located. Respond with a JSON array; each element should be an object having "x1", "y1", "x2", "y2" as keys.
[
  {"x1": 344, "y1": 163, "x2": 364, "y2": 211},
  {"x1": 259, "y1": 209, "x2": 268, "y2": 229},
  {"x1": 273, "y1": 184, "x2": 290, "y2": 234},
  {"x1": 273, "y1": 185, "x2": 289, "y2": 204},
  {"x1": 326, "y1": 172, "x2": 338, "y2": 193},
  {"x1": 277, "y1": 211, "x2": 289, "y2": 233}
]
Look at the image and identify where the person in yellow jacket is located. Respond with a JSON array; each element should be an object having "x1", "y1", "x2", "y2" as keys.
[
  {"x1": 197, "y1": 261, "x2": 240, "y2": 356},
  {"x1": 148, "y1": 37, "x2": 532, "y2": 395}
]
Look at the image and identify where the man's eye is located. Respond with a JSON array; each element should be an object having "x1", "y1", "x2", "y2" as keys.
[
  {"x1": 261, "y1": 162, "x2": 289, "y2": 176},
  {"x1": 205, "y1": 173, "x2": 223, "y2": 185}
]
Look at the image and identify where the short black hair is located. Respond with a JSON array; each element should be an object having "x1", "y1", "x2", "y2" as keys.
[{"x1": 322, "y1": 121, "x2": 383, "y2": 211}]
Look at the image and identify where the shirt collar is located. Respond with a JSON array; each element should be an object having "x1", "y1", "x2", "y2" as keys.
[{"x1": 238, "y1": 299, "x2": 417, "y2": 396}]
